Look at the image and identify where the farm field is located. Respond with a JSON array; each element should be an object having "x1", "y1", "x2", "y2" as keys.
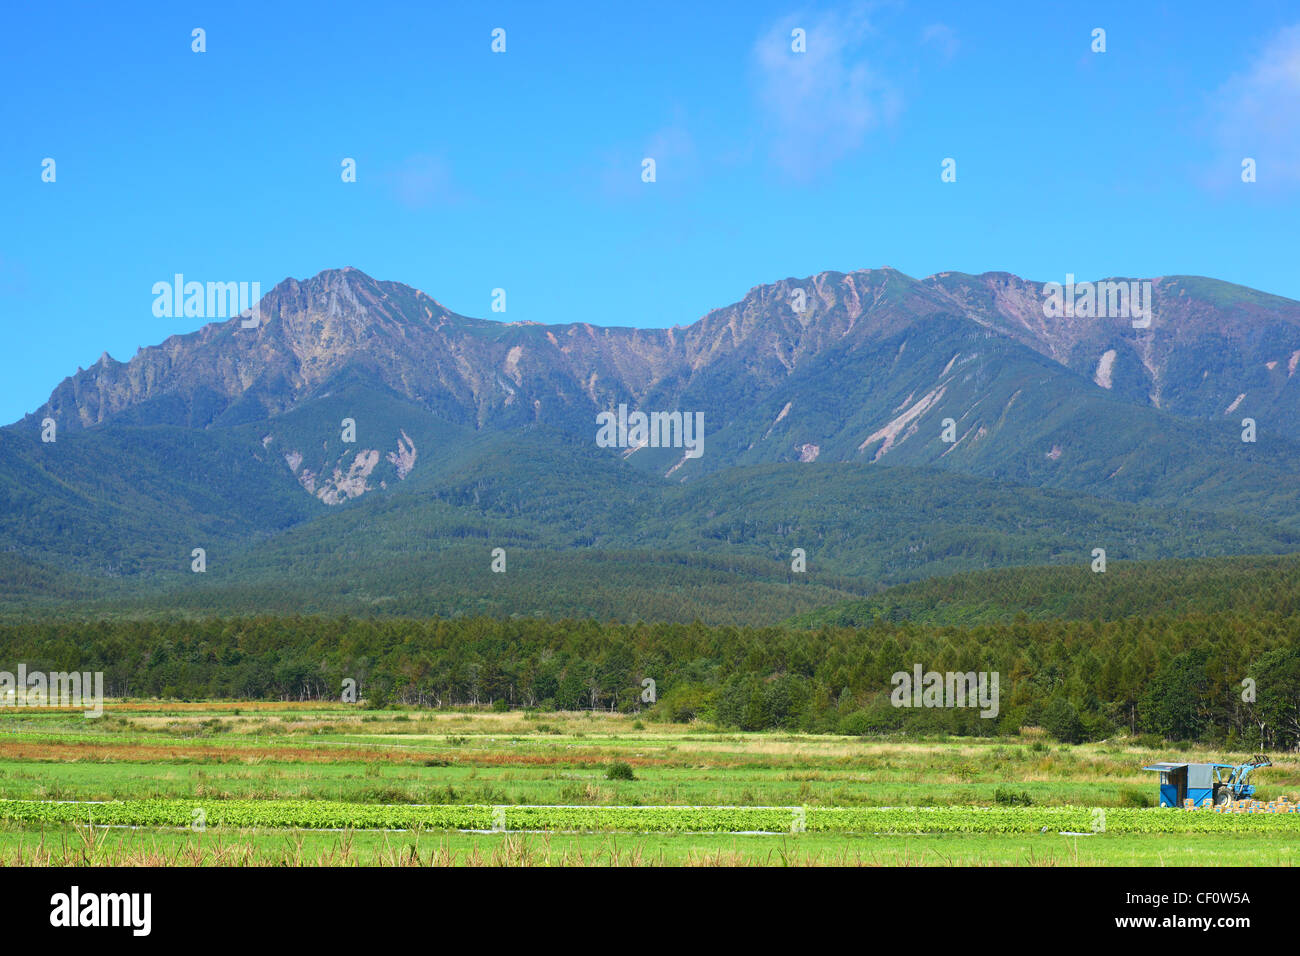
[{"x1": 1, "y1": 702, "x2": 1296, "y2": 866}]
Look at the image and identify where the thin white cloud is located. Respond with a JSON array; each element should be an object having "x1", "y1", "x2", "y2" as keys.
[
  {"x1": 384, "y1": 154, "x2": 464, "y2": 208},
  {"x1": 1208, "y1": 24, "x2": 1300, "y2": 187},
  {"x1": 644, "y1": 122, "x2": 698, "y2": 181},
  {"x1": 594, "y1": 118, "x2": 698, "y2": 199},
  {"x1": 752, "y1": 7, "x2": 902, "y2": 180},
  {"x1": 921, "y1": 23, "x2": 958, "y2": 60}
]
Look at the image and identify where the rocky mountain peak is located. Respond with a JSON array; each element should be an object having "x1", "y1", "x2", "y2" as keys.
[{"x1": 19, "y1": 266, "x2": 1300, "y2": 451}]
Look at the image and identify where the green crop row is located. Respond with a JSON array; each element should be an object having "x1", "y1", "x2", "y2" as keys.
[{"x1": 2, "y1": 800, "x2": 1298, "y2": 834}]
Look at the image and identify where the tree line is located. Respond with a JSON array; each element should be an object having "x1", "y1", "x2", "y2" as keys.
[{"x1": 1, "y1": 611, "x2": 1297, "y2": 749}]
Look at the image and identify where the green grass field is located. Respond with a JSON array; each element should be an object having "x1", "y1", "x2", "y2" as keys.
[
  {"x1": 2, "y1": 702, "x2": 1295, "y2": 865},
  {"x1": 5, "y1": 826, "x2": 1298, "y2": 867}
]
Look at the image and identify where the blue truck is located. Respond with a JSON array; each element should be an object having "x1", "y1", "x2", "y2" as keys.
[{"x1": 1142, "y1": 755, "x2": 1272, "y2": 808}]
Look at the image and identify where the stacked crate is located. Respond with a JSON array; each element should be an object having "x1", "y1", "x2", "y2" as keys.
[{"x1": 1209, "y1": 795, "x2": 1298, "y2": 813}]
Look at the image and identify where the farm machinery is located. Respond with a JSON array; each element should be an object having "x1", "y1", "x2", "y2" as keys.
[{"x1": 1142, "y1": 755, "x2": 1272, "y2": 808}]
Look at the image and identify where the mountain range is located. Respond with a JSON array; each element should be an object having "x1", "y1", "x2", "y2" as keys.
[{"x1": 5, "y1": 265, "x2": 1300, "y2": 624}]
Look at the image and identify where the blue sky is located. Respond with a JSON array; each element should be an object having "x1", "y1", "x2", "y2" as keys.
[{"x1": 3, "y1": 1, "x2": 1299, "y2": 424}]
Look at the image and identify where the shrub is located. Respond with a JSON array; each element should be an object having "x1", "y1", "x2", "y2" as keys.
[
  {"x1": 1081, "y1": 711, "x2": 1116, "y2": 741},
  {"x1": 606, "y1": 761, "x2": 636, "y2": 781},
  {"x1": 1042, "y1": 699, "x2": 1085, "y2": 744},
  {"x1": 993, "y1": 787, "x2": 1033, "y2": 806},
  {"x1": 652, "y1": 683, "x2": 713, "y2": 724},
  {"x1": 837, "y1": 711, "x2": 873, "y2": 736},
  {"x1": 1118, "y1": 788, "x2": 1152, "y2": 808}
]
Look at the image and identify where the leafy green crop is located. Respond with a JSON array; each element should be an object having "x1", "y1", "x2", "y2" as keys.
[{"x1": 1, "y1": 800, "x2": 1296, "y2": 834}]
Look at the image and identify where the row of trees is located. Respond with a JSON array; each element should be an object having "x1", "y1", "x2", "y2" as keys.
[{"x1": 1, "y1": 612, "x2": 1297, "y2": 748}]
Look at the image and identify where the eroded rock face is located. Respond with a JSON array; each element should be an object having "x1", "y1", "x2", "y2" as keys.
[
  {"x1": 264, "y1": 424, "x2": 419, "y2": 506},
  {"x1": 386, "y1": 430, "x2": 417, "y2": 480},
  {"x1": 276, "y1": 433, "x2": 418, "y2": 505},
  {"x1": 316, "y1": 449, "x2": 380, "y2": 505}
]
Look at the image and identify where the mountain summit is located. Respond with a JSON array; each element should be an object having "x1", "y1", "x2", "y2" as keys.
[{"x1": 27, "y1": 266, "x2": 1300, "y2": 445}]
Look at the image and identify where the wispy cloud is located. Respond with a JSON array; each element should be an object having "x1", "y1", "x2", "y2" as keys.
[
  {"x1": 920, "y1": 23, "x2": 958, "y2": 60},
  {"x1": 383, "y1": 154, "x2": 464, "y2": 208},
  {"x1": 594, "y1": 116, "x2": 698, "y2": 199},
  {"x1": 1207, "y1": 24, "x2": 1300, "y2": 188},
  {"x1": 752, "y1": 7, "x2": 902, "y2": 180},
  {"x1": 643, "y1": 122, "x2": 698, "y2": 183}
]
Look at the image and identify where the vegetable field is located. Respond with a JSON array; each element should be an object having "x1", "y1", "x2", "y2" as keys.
[
  {"x1": 5, "y1": 800, "x2": 1300, "y2": 834},
  {"x1": 1, "y1": 702, "x2": 1296, "y2": 865}
]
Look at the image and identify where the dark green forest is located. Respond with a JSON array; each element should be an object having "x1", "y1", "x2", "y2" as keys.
[
  {"x1": 3, "y1": 604, "x2": 1297, "y2": 750},
  {"x1": 791, "y1": 553, "x2": 1300, "y2": 627},
  {"x1": 5, "y1": 408, "x2": 1300, "y2": 627}
]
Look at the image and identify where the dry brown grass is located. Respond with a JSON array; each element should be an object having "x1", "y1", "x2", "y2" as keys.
[{"x1": 0, "y1": 738, "x2": 674, "y2": 768}]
